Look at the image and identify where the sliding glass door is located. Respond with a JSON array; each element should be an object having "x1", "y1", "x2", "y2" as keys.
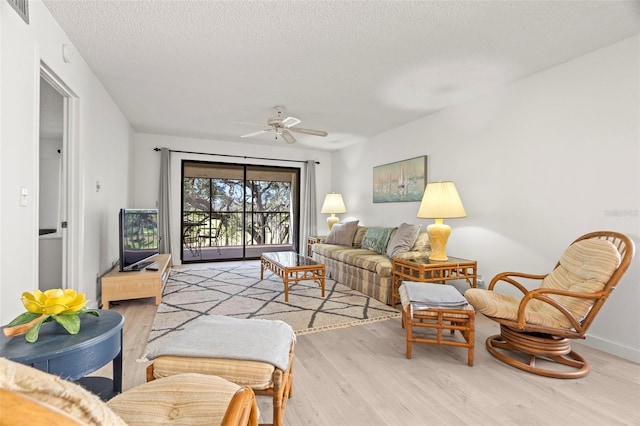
[{"x1": 181, "y1": 161, "x2": 300, "y2": 262}]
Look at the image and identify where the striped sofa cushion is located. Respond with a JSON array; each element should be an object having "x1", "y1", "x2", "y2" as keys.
[{"x1": 332, "y1": 248, "x2": 393, "y2": 277}]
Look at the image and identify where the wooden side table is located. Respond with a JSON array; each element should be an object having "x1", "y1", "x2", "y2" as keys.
[
  {"x1": 0, "y1": 309, "x2": 124, "y2": 400},
  {"x1": 391, "y1": 256, "x2": 477, "y2": 308},
  {"x1": 306, "y1": 235, "x2": 326, "y2": 257}
]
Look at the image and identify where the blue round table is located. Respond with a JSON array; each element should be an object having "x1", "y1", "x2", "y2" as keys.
[{"x1": 0, "y1": 309, "x2": 124, "y2": 399}]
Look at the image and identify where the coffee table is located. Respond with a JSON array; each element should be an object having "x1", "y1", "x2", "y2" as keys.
[{"x1": 260, "y1": 251, "x2": 325, "y2": 302}]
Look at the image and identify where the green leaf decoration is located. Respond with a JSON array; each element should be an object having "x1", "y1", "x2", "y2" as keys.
[
  {"x1": 53, "y1": 314, "x2": 81, "y2": 334},
  {"x1": 7, "y1": 311, "x2": 41, "y2": 327},
  {"x1": 79, "y1": 309, "x2": 100, "y2": 318},
  {"x1": 25, "y1": 317, "x2": 48, "y2": 343}
]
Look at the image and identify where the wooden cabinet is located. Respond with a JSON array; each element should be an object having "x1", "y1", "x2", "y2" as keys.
[{"x1": 101, "y1": 254, "x2": 171, "y2": 308}]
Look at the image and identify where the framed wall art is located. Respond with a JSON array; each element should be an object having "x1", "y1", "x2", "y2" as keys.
[{"x1": 373, "y1": 155, "x2": 427, "y2": 203}]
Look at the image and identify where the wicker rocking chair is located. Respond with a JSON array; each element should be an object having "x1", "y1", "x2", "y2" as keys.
[{"x1": 465, "y1": 231, "x2": 634, "y2": 379}]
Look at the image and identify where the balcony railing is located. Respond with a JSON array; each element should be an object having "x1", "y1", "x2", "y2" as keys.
[{"x1": 182, "y1": 210, "x2": 291, "y2": 249}]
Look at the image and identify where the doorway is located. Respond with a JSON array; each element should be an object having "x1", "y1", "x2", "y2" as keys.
[
  {"x1": 181, "y1": 161, "x2": 301, "y2": 262},
  {"x1": 38, "y1": 65, "x2": 76, "y2": 291}
]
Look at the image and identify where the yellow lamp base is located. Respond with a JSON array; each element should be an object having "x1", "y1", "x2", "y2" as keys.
[
  {"x1": 427, "y1": 219, "x2": 451, "y2": 261},
  {"x1": 327, "y1": 214, "x2": 339, "y2": 231}
]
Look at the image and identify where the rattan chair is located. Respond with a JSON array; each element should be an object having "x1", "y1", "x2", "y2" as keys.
[
  {"x1": 465, "y1": 231, "x2": 634, "y2": 379},
  {"x1": 0, "y1": 357, "x2": 259, "y2": 426}
]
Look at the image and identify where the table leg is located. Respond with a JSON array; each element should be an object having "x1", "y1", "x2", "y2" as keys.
[
  {"x1": 113, "y1": 331, "x2": 123, "y2": 393},
  {"x1": 391, "y1": 274, "x2": 401, "y2": 308},
  {"x1": 284, "y1": 273, "x2": 289, "y2": 302}
]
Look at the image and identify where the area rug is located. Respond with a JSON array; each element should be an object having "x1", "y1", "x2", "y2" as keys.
[{"x1": 144, "y1": 262, "x2": 400, "y2": 356}]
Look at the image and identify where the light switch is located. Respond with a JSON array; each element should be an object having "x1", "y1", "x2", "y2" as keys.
[{"x1": 20, "y1": 187, "x2": 28, "y2": 206}]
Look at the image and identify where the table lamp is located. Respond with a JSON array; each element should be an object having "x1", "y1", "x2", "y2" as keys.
[
  {"x1": 321, "y1": 193, "x2": 346, "y2": 231},
  {"x1": 417, "y1": 181, "x2": 466, "y2": 261}
]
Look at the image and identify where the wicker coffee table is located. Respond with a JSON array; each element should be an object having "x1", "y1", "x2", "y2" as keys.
[{"x1": 260, "y1": 251, "x2": 325, "y2": 302}]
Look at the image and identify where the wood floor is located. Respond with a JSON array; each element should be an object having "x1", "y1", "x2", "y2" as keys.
[{"x1": 98, "y1": 296, "x2": 640, "y2": 425}]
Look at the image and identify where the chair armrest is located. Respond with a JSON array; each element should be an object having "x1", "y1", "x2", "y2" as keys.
[
  {"x1": 0, "y1": 389, "x2": 84, "y2": 425},
  {"x1": 515, "y1": 287, "x2": 604, "y2": 331},
  {"x1": 488, "y1": 271, "x2": 548, "y2": 294}
]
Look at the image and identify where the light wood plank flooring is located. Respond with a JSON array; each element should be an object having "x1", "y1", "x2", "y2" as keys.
[{"x1": 98, "y1": 296, "x2": 640, "y2": 425}]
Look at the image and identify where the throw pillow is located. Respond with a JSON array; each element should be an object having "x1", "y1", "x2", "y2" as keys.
[
  {"x1": 386, "y1": 223, "x2": 421, "y2": 258},
  {"x1": 411, "y1": 231, "x2": 430, "y2": 251},
  {"x1": 361, "y1": 227, "x2": 395, "y2": 255},
  {"x1": 324, "y1": 220, "x2": 359, "y2": 246},
  {"x1": 352, "y1": 226, "x2": 368, "y2": 248}
]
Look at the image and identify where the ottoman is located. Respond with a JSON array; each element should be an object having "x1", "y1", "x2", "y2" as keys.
[
  {"x1": 399, "y1": 281, "x2": 475, "y2": 366},
  {"x1": 145, "y1": 315, "x2": 295, "y2": 426}
]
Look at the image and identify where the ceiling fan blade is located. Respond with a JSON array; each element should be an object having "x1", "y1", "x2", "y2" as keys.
[
  {"x1": 288, "y1": 126, "x2": 328, "y2": 137},
  {"x1": 281, "y1": 129, "x2": 297, "y2": 144},
  {"x1": 236, "y1": 121, "x2": 265, "y2": 127},
  {"x1": 241, "y1": 129, "x2": 270, "y2": 138},
  {"x1": 282, "y1": 116, "x2": 301, "y2": 128}
]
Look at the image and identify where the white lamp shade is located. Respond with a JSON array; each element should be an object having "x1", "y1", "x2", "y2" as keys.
[
  {"x1": 321, "y1": 193, "x2": 347, "y2": 214},
  {"x1": 417, "y1": 181, "x2": 466, "y2": 219}
]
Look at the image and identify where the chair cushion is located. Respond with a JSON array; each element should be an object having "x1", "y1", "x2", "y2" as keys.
[
  {"x1": 147, "y1": 315, "x2": 294, "y2": 372},
  {"x1": 537, "y1": 238, "x2": 621, "y2": 326},
  {"x1": 465, "y1": 239, "x2": 622, "y2": 330},
  {"x1": 0, "y1": 357, "x2": 126, "y2": 425},
  {"x1": 151, "y1": 355, "x2": 276, "y2": 390},
  {"x1": 107, "y1": 373, "x2": 241, "y2": 425}
]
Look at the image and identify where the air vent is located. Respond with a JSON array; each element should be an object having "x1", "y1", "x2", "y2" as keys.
[{"x1": 6, "y1": 0, "x2": 29, "y2": 24}]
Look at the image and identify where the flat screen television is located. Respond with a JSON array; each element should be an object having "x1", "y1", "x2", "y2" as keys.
[{"x1": 118, "y1": 208, "x2": 159, "y2": 271}]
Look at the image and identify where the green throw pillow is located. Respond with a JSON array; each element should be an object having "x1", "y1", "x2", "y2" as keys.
[{"x1": 361, "y1": 227, "x2": 395, "y2": 255}]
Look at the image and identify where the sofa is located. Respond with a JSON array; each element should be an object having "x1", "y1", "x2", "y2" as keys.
[{"x1": 311, "y1": 221, "x2": 430, "y2": 305}]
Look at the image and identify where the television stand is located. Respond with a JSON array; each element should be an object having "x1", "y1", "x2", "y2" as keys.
[{"x1": 101, "y1": 254, "x2": 171, "y2": 309}]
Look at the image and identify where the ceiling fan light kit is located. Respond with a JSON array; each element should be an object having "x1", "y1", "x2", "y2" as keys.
[{"x1": 240, "y1": 106, "x2": 327, "y2": 144}]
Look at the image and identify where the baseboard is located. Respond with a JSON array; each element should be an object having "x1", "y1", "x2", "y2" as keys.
[{"x1": 583, "y1": 334, "x2": 640, "y2": 364}]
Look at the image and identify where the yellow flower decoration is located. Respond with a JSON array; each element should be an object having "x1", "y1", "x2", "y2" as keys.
[
  {"x1": 4, "y1": 288, "x2": 98, "y2": 343},
  {"x1": 21, "y1": 289, "x2": 87, "y2": 315}
]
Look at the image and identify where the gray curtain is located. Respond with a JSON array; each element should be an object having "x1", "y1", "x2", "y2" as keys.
[
  {"x1": 158, "y1": 148, "x2": 172, "y2": 254},
  {"x1": 300, "y1": 160, "x2": 317, "y2": 255}
]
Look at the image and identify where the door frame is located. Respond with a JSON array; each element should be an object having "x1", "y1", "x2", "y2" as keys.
[{"x1": 39, "y1": 62, "x2": 79, "y2": 291}]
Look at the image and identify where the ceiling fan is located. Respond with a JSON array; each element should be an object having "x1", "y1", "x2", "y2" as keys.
[{"x1": 239, "y1": 106, "x2": 328, "y2": 144}]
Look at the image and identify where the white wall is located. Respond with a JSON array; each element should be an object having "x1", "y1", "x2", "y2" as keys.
[
  {"x1": 132, "y1": 133, "x2": 333, "y2": 264},
  {"x1": 331, "y1": 36, "x2": 640, "y2": 362},
  {"x1": 1, "y1": 1, "x2": 132, "y2": 322}
]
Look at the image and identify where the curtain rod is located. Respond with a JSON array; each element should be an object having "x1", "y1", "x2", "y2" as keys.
[{"x1": 154, "y1": 147, "x2": 320, "y2": 165}]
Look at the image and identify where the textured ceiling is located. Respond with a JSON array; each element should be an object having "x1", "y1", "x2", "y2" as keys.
[{"x1": 42, "y1": 0, "x2": 639, "y2": 150}]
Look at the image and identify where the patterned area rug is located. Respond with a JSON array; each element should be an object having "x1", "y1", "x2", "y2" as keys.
[{"x1": 145, "y1": 262, "x2": 400, "y2": 356}]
